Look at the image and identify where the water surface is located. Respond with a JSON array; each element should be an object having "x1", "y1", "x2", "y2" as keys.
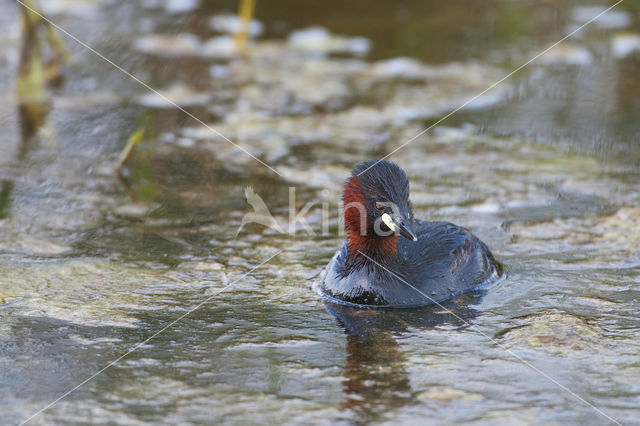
[{"x1": 1, "y1": 0, "x2": 639, "y2": 424}]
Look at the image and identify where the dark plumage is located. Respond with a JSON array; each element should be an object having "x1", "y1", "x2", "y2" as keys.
[{"x1": 317, "y1": 160, "x2": 501, "y2": 308}]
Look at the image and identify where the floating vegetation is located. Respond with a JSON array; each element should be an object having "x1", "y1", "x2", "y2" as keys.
[
  {"x1": 135, "y1": 83, "x2": 213, "y2": 108},
  {"x1": 287, "y1": 26, "x2": 371, "y2": 57},
  {"x1": 133, "y1": 32, "x2": 203, "y2": 58},
  {"x1": 539, "y1": 44, "x2": 593, "y2": 66},
  {"x1": 210, "y1": 12, "x2": 263, "y2": 37},
  {"x1": 163, "y1": 0, "x2": 199, "y2": 15},
  {"x1": 497, "y1": 312, "x2": 609, "y2": 357},
  {"x1": 611, "y1": 33, "x2": 640, "y2": 58}
]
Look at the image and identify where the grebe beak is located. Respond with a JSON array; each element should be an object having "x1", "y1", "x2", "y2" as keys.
[
  {"x1": 381, "y1": 213, "x2": 418, "y2": 242},
  {"x1": 397, "y1": 220, "x2": 418, "y2": 242}
]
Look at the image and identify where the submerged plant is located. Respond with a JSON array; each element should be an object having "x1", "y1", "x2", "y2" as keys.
[{"x1": 17, "y1": 0, "x2": 70, "y2": 138}]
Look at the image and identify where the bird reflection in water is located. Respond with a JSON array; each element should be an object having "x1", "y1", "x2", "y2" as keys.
[{"x1": 324, "y1": 291, "x2": 484, "y2": 423}]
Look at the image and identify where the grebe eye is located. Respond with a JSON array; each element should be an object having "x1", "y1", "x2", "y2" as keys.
[{"x1": 375, "y1": 202, "x2": 386, "y2": 211}]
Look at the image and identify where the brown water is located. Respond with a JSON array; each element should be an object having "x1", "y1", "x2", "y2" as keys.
[{"x1": 1, "y1": 0, "x2": 639, "y2": 424}]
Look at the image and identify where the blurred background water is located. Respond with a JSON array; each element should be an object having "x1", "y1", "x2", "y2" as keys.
[{"x1": 1, "y1": 0, "x2": 639, "y2": 424}]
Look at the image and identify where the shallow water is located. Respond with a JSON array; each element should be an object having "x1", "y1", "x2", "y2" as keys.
[{"x1": 1, "y1": 0, "x2": 640, "y2": 424}]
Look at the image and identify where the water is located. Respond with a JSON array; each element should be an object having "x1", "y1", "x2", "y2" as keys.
[{"x1": 1, "y1": 0, "x2": 640, "y2": 424}]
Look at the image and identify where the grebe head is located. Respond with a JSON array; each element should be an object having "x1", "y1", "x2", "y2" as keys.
[{"x1": 343, "y1": 160, "x2": 417, "y2": 255}]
